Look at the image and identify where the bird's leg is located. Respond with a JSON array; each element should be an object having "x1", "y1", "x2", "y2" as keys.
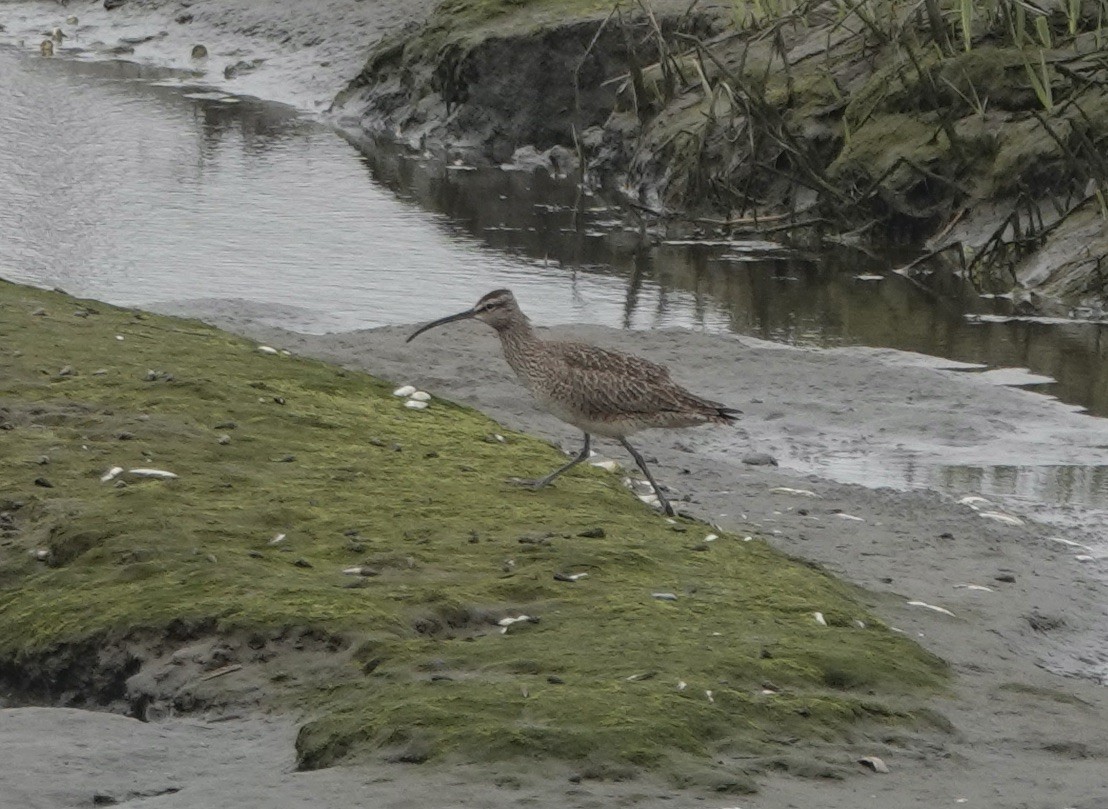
[
  {"x1": 618, "y1": 437, "x2": 675, "y2": 517},
  {"x1": 511, "y1": 433, "x2": 592, "y2": 490}
]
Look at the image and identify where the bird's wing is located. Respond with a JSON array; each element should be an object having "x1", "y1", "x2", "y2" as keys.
[{"x1": 549, "y1": 342, "x2": 694, "y2": 418}]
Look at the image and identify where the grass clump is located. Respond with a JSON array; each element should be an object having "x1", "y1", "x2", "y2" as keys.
[{"x1": 0, "y1": 279, "x2": 947, "y2": 777}]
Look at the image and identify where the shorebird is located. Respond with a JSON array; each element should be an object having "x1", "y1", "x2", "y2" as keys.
[{"x1": 407, "y1": 289, "x2": 739, "y2": 516}]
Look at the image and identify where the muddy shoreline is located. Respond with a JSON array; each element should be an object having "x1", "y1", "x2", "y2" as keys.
[{"x1": 5, "y1": 298, "x2": 1107, "y2": 808}]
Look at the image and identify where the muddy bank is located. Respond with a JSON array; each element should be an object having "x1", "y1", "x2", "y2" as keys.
[
  {"x1": 3, "y1": 280, "x2": 1108, "y2": 806},
  {"x1": 332, "y1": 0, "x2": 1108, "y2": 313},
  {"x1": 143, "y1": 297, "x2": 1108, "y2": 809}
]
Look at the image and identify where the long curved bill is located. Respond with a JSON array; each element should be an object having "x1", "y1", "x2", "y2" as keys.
[{"x1": 406, "y1": 308, "x2": 476, "y2": 343}]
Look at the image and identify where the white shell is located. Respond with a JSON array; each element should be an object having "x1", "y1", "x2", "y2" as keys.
[
  {"x1": 115, "y1": 335, "x2": 124, "y2": 341},
  {"x1": 704, "y1": 533, "x2": 719, "y2": 542},
  {"x1": 590, "y1": 459, "x2": 620, "y2": 472},
  {"x1": 257, "y1": 345, "x2": 279, "y2": 355},
  {"x1": 979, "y1": 511, "x2": 1024, "y2": 526},
  {"x1": 770, "y1": 486, "x2": 820, "y2": 498},
  {"x1": 497, "y1": 615, "x2": 531, "y2": 627},
  {"x1": 100, "y1": 466, "x2": 124, "y2": 482},
  {"x1": 858, "y1": 755, "x2": 890, "y2": 773},
  {"x1": 812, "y1": 611, "x2": 827, "y2": 626},
  {"x1": 268, "y1": 533, "x2": 286, "y2": 545},
  {"x1": 676, "y1": 680, "x2": 687, "y2": 691},
  {"x1": 408, "y1": 391, "x2": 431, "y2": 402},
  {"x1": 907, "y1": 600, "x2": 956, "y2": 617},
  {"x1": 1049, "y1": 536, "x2": 1092, "y2": 550},
  {"x1": 836, "y1": 513, "x2": 864, "y2": 522},
  {"x1": 342, "y1": 566, "x2": 364, "y2": 575},
  {"x1": 393, "y1": 385, "x2": 416, "y2": 397},
  {"x1": 127, "y1": 468, "x2": 178, "y2": 479},
  {"x1": 954, "y1": 584, "x2": 994, "y2": 592},
  {"x1": 705, "y1": 690, "x2": 714, "y2": 703},
  {"x1": 958, "y1": 495, "x2": 990, "y2": 507},
  {"x1": 404, "y1": 400, "x2": 428, "y2": 410}
]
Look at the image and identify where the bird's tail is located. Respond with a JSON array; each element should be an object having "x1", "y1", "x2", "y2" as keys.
[{"x1": 714, "y1": 406, "x2": 742, "y2": 424}]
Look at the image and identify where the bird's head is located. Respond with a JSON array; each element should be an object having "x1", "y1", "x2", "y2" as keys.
[{"x1": 407, "y1": 289, "x2": 521, "y2": 342}]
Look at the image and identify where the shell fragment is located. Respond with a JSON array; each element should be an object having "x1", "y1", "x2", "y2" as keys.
[
  {"x1": 979, "y1": 511, "x2": 1024, "y2": 526},
  {"x1": 100, "y1": 466, "x2": 124, "y2": 482},
  {"x1": 404, "y1": 400, "x2": 429, "y2": 410},
  {"x1": 408, "y1": 391, "x2": 431, "y2": 402},
  {"x1": 392, "y1": 385, "x2": 416, "y2": 397},
  {"x1": 127, "y1": 468, "x2": 178, "y2": 480},
  {"x1": 770, "y1": 487, "x2": 820, "y2": 498},
  {"x1": 907, "y1": 600, "x2": 956, "y2": 617}
]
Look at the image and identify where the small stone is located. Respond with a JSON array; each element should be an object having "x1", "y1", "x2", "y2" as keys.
[
  {"x1": 104, "y1": 0, "x2": 125, "y2": 9},
  {"x1": 742, "y1": 452, "x2": 778, "y2": 466},
  {"x1": 293, "y1": 558, "x2": 313, "y2": 569},
  {"x1": 272, "y1": 396, "x2": 286, "y2": 405},
  {"x1": 93, "y1": 369, "x2": 108, "y2": 376},
  {"x1": 276, "y1": 454, "x2": 295, "y2": 463},
  {"x1": 577, "y1": 527, "x2": 605, "y2": 538},
  {"x1": 547, "y1": 675, "x2": 565, "y2": 684},
  {"x1": 190, "y1": 44, "x2": 207, "y2": 58},
  {"x1": 994, "y1": 573, "x2": 1016, "y2": 583},
  {"x1": 57, "y1": 366, "x2": 75, "y2": 377},
  {"x1": 652, "y1": 592, "x2": 678, "y2": 601},
  {"x1": 218, "y1": 434, "x2": 231, "y2": 445},
  {"x1": 33, "y1": 477, "x2": 54, "y2": 488},
  {"x1": 36, "y1": 456, "x2": 50, "y2": 465},
  {"x1": 247, "y1": 551, "x2": 263, "y2": 559},
  {"x1": 32, "y1": 308, "x2": 47, "y2": 316},
  {"x1": 214, "y1": 421, "x2": 237, "y2": 430},
  {"x1": 117, "y1": 431, "x2": 135, "y2": 441}
]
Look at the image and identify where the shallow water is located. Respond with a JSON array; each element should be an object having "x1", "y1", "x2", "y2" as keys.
[{"x1": 2, "y1": 44, "x2": 1108, "y2": 548}]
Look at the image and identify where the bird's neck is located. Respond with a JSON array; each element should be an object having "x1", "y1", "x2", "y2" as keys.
[{"x1": 495, "y1": 316, "x2": 542, "y2": 382}]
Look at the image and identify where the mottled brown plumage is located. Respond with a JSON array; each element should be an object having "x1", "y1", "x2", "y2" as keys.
[{"x1": 407, "y1": 289, "x2": 739, "y2": 516}]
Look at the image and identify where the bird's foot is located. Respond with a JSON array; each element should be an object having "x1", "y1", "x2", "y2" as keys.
[{"x1": 506, "y1": 477, "x2": 550, "y2": 491}]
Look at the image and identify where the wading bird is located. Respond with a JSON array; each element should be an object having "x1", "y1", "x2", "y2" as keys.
[{"x1": 407, "y1": 289, "x2": 739, "y2": 516}]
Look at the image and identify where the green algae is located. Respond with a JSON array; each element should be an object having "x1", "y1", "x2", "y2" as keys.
[{"x1": 0, "y1": 279, "x2": 947, "y2": 775}]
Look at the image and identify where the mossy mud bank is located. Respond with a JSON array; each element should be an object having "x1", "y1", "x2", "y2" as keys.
[
  {"x1": 335, "y1": 0, "x2": 1108, "y2": 313},
  {"x1": 0, "y1": 279, "x2": 947, "y2": 783}
]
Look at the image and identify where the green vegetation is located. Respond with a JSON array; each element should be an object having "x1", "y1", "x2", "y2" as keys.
[
  {"x1": 347, "y1": 0, "x2": 1108, "y2": 293},
  {"x1": 0, "y1": 279, "x2": 946, "y2": 778}
]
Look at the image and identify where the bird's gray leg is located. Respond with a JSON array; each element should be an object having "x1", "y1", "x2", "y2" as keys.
[
  {"x1": 512, "y1": 433, "x2": 592, "y2": 489},
  {"x1": 618, "y1": 437, "x2": 675, "y2": 517}
]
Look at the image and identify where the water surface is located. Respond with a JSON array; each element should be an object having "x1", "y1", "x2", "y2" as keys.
[{"x1": 3, "y1": 45, "x2": 1108, "y2": 544}]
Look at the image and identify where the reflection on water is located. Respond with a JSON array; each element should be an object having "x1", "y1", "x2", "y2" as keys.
[{"x1": 5, "y1": 45, "x2": 1108, "y2": 525}]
